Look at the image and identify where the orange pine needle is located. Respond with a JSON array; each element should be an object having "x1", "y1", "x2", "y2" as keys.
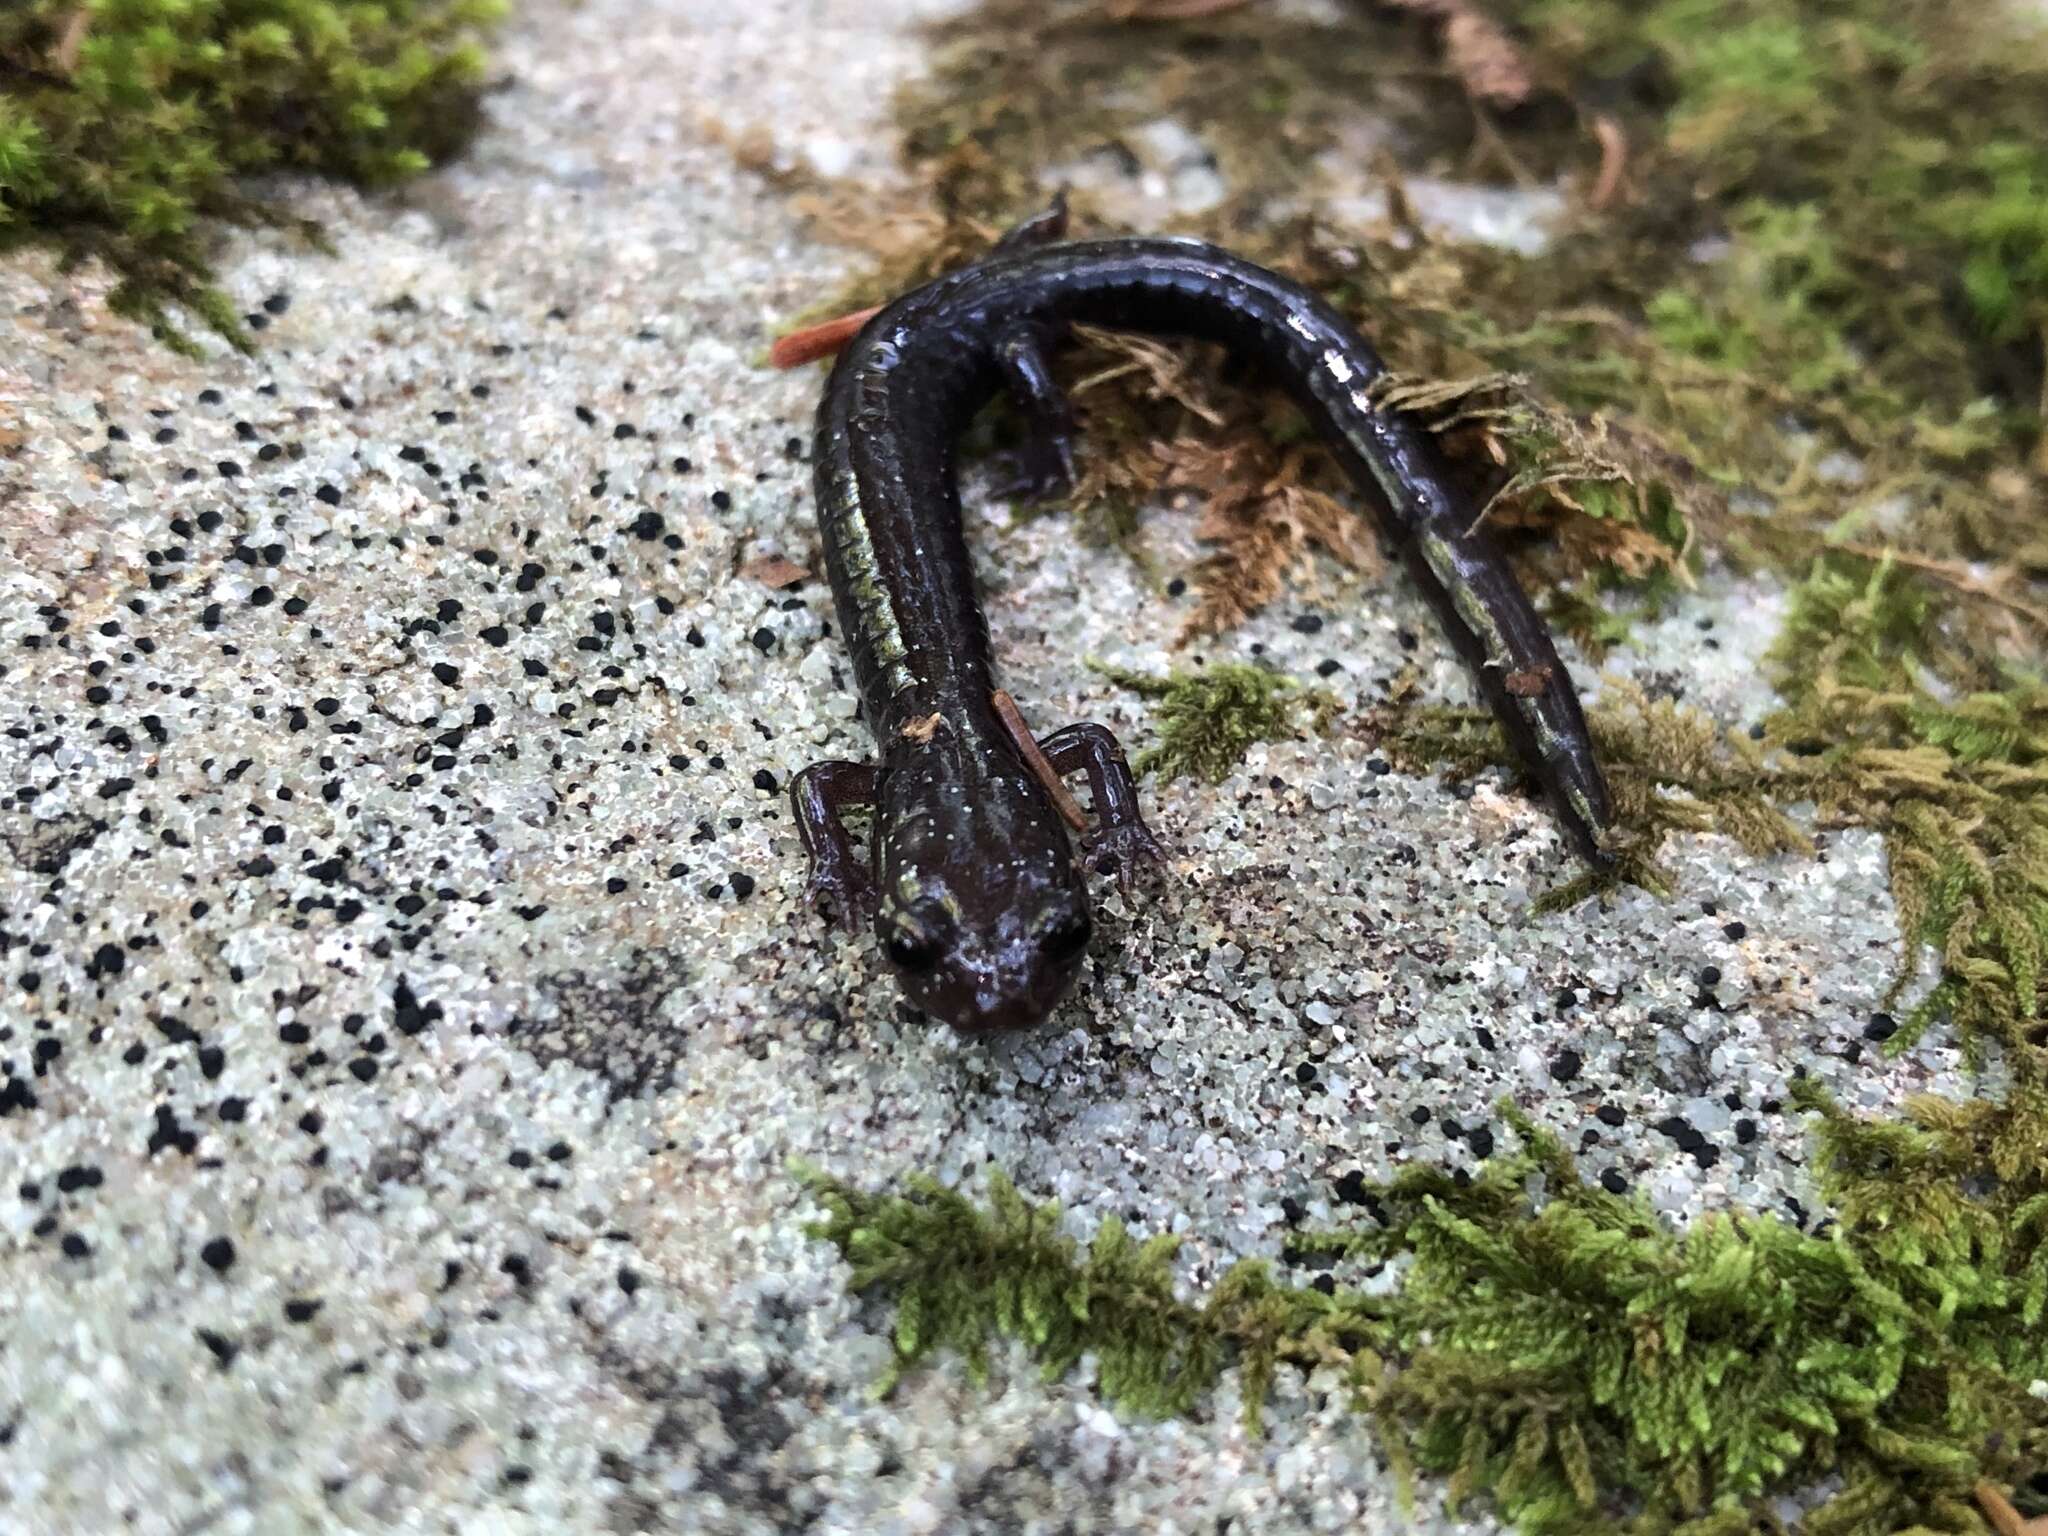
[{"x1": 769, "y1": 306, "x2": 882, "y2": 369}]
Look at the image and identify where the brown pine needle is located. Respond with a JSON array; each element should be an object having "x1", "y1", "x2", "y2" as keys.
[
  {"x1": 1108, "y1": 0, "x2": 1254, "y2": 17},
  {"x1": 1974, "y1": 1481, "x2": 2048, "y2": 1536},
  {"x1": 1384, "y1": 0, "x2": 1531, "y2": 107},
  {"x1": 991, "y1": 691, "x2": 1089, "y2": 832},
  {"x1": 1832, "y1": 541, "x2": 2048, "y2": 635},
  {"x1": 53, "y1": 9, "x2": 91, "y2": 74},
  {"x1": 1589, "y1": 114, "x2": 1629, "y2": 210}
]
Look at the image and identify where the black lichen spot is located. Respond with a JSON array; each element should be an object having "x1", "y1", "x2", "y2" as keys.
[
  {"x1": 503, "y1": 954, "x2": 691, "y2": 1100},
  {"x1": 56, "y1": 1165, "x2": 102, "y2": 1194},
  {"x1": 393, "y1": 977, "x2": 444, "y2": 1036},
  {"x1": 147, "y1": 1104, "x2": 197, "y2": 1156}
]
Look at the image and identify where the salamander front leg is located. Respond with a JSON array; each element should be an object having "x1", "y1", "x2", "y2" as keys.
[
  {"x1": 790, "y1": 760, "x2": 880, "y2": 931},
  {"x1": 1039, "y1": 723, "x2": 1166, "y2": 895}
]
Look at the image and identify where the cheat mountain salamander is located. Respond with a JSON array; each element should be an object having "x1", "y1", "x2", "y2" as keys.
[{"x1": 791, "y1": 201, "x2": 1615, "y2": 1034}]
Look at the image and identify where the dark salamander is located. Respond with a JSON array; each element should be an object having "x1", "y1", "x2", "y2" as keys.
[{"x1": 792, "y1": 205, "x2": 1615, "y2": 1034}]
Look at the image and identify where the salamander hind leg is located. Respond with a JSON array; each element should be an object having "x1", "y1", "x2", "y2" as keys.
[
  {"x1": 992, "y1": 190, "x2": 1070, "y2": 251},
  {"x1": 1038, "y1": 723, "x2": 1166, "y2": 896},
  {"x1": 790, "y1": 760, "x2": 881, "y2": 931},
  {"x1": 992, "y1": 322, "x2": 1080, "y2": 501}
]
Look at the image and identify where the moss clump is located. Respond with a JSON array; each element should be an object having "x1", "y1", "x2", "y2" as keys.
[
  {"x1": 1518, "y1": 0, "x2": 2048, "y2": 437},
  {"x1": 1090, "y1": 660, "x2": 1337, "y2": 785},
  {"x1": 0, "y1": 0, "x2": 503, "y2": 352},
  {"x1": 1765, "y1": 555, "x2": 2048, "y2": 1061},
  {"x1": 803, "y1": 1087, "x2": 2048, "y2": 1535},
  {"x1": 794, "y1": 1160, "x2": 1381, "y2": 1434}
]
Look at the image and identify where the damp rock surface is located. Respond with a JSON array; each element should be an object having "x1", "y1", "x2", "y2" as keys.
[{"x1": 0, "y1": 2, "x2": 1944, "y2": 1533}]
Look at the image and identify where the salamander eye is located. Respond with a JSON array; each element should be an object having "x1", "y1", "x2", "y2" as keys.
[
  {"x1": 1041, "y1": 913, "x2": 1092, "y2": 961},
  {"x1": 885, "y1": 932, "x2": 938, "y2": 973}
]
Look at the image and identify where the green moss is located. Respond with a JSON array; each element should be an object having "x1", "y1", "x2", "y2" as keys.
[
  {"x1": 794, "y1": 1160, "x2": 1377, "y2": 1433},
  {"x1": 1507, "y1": 0, "x2": 2048, "y2": 482},
  {"x1": 1090, "y1": 660, "x2": 1337, "y2": 786},
  {"x1": 802, "y1": 1088, "x2": 2048, "y2": 1534},
  {"x1": 0, "y1": 0, "x2": 503, "y2": 353},
  {"x1": 1765, "y1": 556, "x2": 2048, "y2": 1061}
]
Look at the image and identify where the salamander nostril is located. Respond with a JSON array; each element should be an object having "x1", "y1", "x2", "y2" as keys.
[{"x1": 884, "y1": 933, "x2": 937, "y2": 972}]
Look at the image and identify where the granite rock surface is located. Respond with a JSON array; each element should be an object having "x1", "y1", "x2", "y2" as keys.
[{"x1": 0, "y1": 1, "x2": 1958, "y2": 1532}]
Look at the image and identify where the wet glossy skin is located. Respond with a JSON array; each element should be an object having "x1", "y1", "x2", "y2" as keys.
[
  {"x1": 870, "y1": 716, "x2": 1095, "y2": 1031},
  {"x1": 791, "y1": 229, "x2": 1615, "y2": 1033}
]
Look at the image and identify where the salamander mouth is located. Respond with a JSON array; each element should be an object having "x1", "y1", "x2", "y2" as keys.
[{"x1": 894, "y1": 949, "x2": 1086, "y2": 1034}]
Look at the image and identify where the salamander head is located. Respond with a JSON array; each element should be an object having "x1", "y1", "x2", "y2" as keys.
[{"x1": 874, "y1": 739, "x2": 1093, "y2": 1033}]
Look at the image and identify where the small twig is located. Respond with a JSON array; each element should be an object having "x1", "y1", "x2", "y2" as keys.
[
  {"x1": 768, "y1": 306, "x2": 882, "y2": 369},
  {"x1": 1466, "y1": 104, "x2": 1536, "y2": 189}
]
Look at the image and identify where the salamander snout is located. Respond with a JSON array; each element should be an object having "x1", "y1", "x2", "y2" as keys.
[{"x1": 877, "y1": 894, "x2": 1093, "y2": 1033}]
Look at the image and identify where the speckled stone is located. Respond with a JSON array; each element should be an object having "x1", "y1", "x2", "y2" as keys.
[{"x1": 0, "y1": 1, "x2": 1958, "y2": 1533}]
